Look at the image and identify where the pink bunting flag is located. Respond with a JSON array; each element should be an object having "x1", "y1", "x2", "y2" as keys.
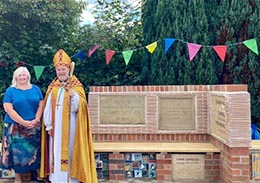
[
  {"x1": 187, "y1": 43, "x2": 201, "y2": 61},
  {"x1": 213, "y1": 45, "x2": 227, "y2": 62},
  {"x1": 106, "y1": 50, "x2": 116, "y2": 65},
  {"x1": 88, "y1": 45, "x2": 99, "y2": 57}
]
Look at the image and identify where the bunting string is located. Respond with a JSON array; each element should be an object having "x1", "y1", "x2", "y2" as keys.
[{"x1": 0, "y1": 37, "x2": 258, "y2": 80}]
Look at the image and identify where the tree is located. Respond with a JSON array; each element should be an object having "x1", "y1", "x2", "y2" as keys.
[
  {"x1": 84, "y1": 0, "x2": 143, "y2": 86},
  {"x1": 141, "y1": 0, "x2": 218, "y2": 85},
  {"x1": 0, "y1": 0, "x2": 86, "y2": 124}
]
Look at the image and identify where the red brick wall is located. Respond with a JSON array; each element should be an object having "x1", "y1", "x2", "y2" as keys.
[
  {"x1": 93, "y1": 134, "x2": 209, "y2": 142},
  {"x1": 89, "y1": 85, "x2": 248, "y2": 93},
  {"x1": 205, "y1": 153, "x2": 220, "y2": 182},
  {"x1": 156, "y1": 153, "x2": 172, "y2": 181},
  {"x1": 210, "y1": 137, "x2": 250, "y2": 183}
]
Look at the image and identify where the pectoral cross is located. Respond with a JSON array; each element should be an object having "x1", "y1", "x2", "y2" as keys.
[
  {"x1": 56, "y1": 87, "x2": 64, "y2": 110},
  {"x1": 56, "y1": 103, "x2": 61, "y2": 109}
]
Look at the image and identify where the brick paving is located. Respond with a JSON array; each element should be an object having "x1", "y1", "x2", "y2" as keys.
[{"x1": 1, "y1": 179, "x2": 260, "y2": 183}]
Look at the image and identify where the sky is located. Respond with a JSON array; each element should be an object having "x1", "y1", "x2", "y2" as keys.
[{"x1": 80, "y1": 0, "x2": 141, "y2": 25}]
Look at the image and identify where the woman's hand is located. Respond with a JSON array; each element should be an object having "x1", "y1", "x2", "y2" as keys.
[
  {"x1": 31, "y1": 118, "x2": 40, "y2": 127},
  {"x1": 21, "y1": 120, "x2": 35, "y2": 129}
]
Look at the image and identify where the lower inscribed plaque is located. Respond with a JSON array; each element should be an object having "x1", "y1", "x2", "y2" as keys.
[
  {"x1": 172, "y1": 154, "x2": 205, "y2": 181},
  {"x1": 158, "y1": 97, "x2": 195, "y2": 131},
  {"x1": 99, "y1": 95, "x2": 145, "y2": 125}
]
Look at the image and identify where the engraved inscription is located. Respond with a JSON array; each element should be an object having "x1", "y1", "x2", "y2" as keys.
[
  {"x1": 211, "y1": 95, "x2": 227, "y2": 142},
  {"x1": 159, "y1": 97, "x2": 195, "y2": 131},
  {"x1": 99, "y1": 95, "x2": 145, "y2": 125},
  {"x1": 172, "y1": 154, "x2": 205, "y2": 181}
]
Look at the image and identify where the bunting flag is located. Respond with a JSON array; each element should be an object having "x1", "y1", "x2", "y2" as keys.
[
  {"x1": 187, "y1": 43, "x2": 201, "y2": 61},
  {"x1": 88, "y1": 45, "x2": 99, "y2": 57},
  {"x1": 0, "y1": 61, "x2": 7, "y2": 67},
  {"x1": 122, "y1": 50, "x2": 134, "y2": 65},
  {"x1": 146, "y1": 41, "x2": 157, "y2": 53},
  {"x1": 72, "y1": 50, "x2": 85, "y2": 60},
  {"x1": 1, "y1": 38, "x2": 259, "y2": 80},
  {"x1": 33, "y1": 66, "x2": 45, "y2": 80},
  {"x1": 243, "y1": 39, "x2": 259, "y2": 55},
  {"x1": 213, "y1": 45, "x2": 227, "y2": 62},
  {"x1": 165, "y1": 38, "x2": 176, "y2": 53},
  {"x1": 106, "y1": 49, "x2": 116, "y2": 65},
  {"x1": 17, "y1": 61, "x2": 24, "y2": 67}
]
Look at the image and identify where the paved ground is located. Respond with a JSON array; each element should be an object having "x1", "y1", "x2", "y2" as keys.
[{"x1": 1, "y1": 179, "x2": 260, "y2": 183}]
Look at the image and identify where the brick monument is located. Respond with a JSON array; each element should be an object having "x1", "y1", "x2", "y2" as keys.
[{"x1": 88, "y1": 85, "x2": 251, "y2": 182}]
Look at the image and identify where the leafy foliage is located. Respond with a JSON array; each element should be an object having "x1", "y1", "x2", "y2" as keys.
[
  {"x1": 0, "y1": 0, "x2": 86, "y2": 128},
  {"x1": 79, "y1": 0, "x2": 144, "y2": 87},
  {"x1": 141, "y1": 0, "x2": 218, "y2": 85}
]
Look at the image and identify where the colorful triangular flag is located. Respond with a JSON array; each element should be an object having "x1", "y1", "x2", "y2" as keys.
[
  {"x1": 17, "y1": 61, "x2": 24, "y2": 67},
  {"x1": 164, "y1": 38, "x2": 176, "y2": 53},
  {"x1": 33, "y1": 66, "x2": 45, "y2": 80},
  {"x1": 72, "y1": 50, "x2": 85, "y2": 60},
  {"x1": 146, "y1": 42, "x2": 157, "y2": 53},
  {"x1": 187, "y1": 43, "x2": 201, "y2": 61},
  {"x1": 106, "y1": 50, "x2": 116, "y2": 65},
  {"x1": 122, "y1": 50, "x2": 134, "y2": 65},
  {"x1": 88, "y1": 45, "x2": 99, "y2": 57},
  {"x1": 0, "y1": 61, "x2": 7, "y2": 67},
  {"x1": 213, "y1": 45, "x2": 227, "y2": 62},
  {"x1": 243, "y1": 39, "x2": 259, "y2": 55}
]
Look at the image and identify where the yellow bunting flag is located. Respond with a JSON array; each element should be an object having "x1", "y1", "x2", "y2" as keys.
[{"x1": 146, "y1": 42, "x2": 158, "y2": 53}]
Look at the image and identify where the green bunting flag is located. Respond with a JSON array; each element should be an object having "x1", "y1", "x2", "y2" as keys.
[
  {"x1": 122, "y1": 50, "x2": 134, "y2": 65},
  {"x1": 33, "y1": 66, "x2": 45, "y2": 80},
  {"x1": 243, "y1": 39, "x2": 259, "y2": 55}
]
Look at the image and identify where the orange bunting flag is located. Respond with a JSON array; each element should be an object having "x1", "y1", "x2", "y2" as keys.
[
  {"x1": 243, "y1": 39, "x2": 259, "y2": 55},
  {"x1": 33, "y1": 66, "x2": 45, "y2": 80},
  {"x1": 213, "y1": 45, "x2": 227, "y2": 62},
  {"x1": 106, "y1": 50, "x2": 116, "y2": 65},
  {"x1": 187, "y1": 43, "x2": 201, "y2": 61},
  {"x1": 122, "y1": 50, "x2": 133, "y2": 65},
  {"x1": 146, "y1": 42, "x2": 157, "y2": 53}
]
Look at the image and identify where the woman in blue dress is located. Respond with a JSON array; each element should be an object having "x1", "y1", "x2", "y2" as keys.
[{"x1": 1, "y1": 66, "x2": 44, "y2": 183}]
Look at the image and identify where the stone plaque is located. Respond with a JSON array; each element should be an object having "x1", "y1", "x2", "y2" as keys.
[
  {"x1": 172, "y1": 154, "x2": 205, "y2": 181},
  {"x1": 99, "y1": 95, "x2": 145, "y2": 125},
  {"x1": 252, "y1": 154, "x2": 260, "y2": 179},
  {"x1": 158, "y1": 97, "x2": 195, "y2": 131},
  {"x1": 210, "y1": 95, "x2": 228, "y2": 142}
]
